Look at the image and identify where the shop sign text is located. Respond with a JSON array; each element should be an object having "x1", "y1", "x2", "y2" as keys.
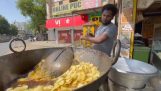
[{"x1": 52, "y1": 1, "x2": 82, "y2": 15}]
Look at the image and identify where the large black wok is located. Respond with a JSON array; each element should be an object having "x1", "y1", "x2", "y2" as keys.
[{"x1": 0, "y1": 40, "x2": 121, "y2": 91}]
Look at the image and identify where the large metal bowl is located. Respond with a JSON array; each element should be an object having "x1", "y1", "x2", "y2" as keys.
[
  {"x1": 0, "y1": 39, "x2": 121, "y2": 91},
  {"x1": 149, "y1": 75, "x2": 161, "y2": 91},
  {"x1": 108, "y1": 57, "x2": 158, "y2": 89}
]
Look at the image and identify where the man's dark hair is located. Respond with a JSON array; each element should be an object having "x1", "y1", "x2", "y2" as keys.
[{"x1": 102, "y1": 4, "x2": 118, "y2": 16}]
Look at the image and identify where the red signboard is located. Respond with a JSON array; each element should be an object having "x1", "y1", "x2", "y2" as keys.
[{"x1": 46, "y1": 15, "x2": 88, "y2": 29}]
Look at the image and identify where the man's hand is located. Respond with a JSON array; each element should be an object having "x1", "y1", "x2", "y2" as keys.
[
  {"x1": 87, "y1": 33, "x2": 94, "y2": 37},
  {"x1": 81, "y1": 32, "x2": 109, "y2": 44},
  {"x1": 81, "y1": 33, "x2": 94, "y2": 40},
  {"x1": 80, "y1": 35, "x2": 87, "y2": 40}
]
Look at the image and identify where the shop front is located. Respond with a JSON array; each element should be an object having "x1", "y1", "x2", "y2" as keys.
[
  {"x1": 46, "y1": 15, "x2": 88, "y2": 44},
  {"x1": 57, "y1": 27, "x2": 83, "y2": 43},
  {"x1": 46, "y1": 0, "x2": 117, "y2": 44},
  {"x1": 46, "y1": 0, "x2": 105, "y2": 44},
  {"x1": 117, "y1": 0, "x2": 161, "y2": 64}
]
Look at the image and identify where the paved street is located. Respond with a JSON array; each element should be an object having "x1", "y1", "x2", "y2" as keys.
[
  {"x1": 0, "y1": 40, "x2": 71, "y2": 56},
  {"x1": 0, "y1": 41, "x2": 11, "y2": 56}
]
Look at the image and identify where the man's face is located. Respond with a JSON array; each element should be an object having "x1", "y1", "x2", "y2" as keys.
[{"x1": 101, "y1": 10, "x2": 113, "y2": 25}]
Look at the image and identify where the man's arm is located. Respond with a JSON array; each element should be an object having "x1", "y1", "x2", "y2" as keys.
[{"x1": 82, "y1": 32, "x2": 109, "y2": 44}]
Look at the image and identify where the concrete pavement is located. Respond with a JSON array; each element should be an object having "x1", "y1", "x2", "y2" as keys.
[
  {"x1": 0, "y1": 42, "x2": 10, "y2": 56},
  {"x1": 26, "y1": 41, "x2": 71, "y2": 50},
  {"x1": 0, "y1": 41, "x2": 71, "y2": 56}
]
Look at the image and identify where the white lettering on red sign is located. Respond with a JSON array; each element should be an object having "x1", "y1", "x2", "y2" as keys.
[
  {"x1": 46, "y1": 15, "x2": 87, "y2": 29},
  {"x1": 55, "y1": 20, "x2": 61, "y2": 26},
  {"x1": 66, "y1": 18, "x2": 70, "y2": 24}
]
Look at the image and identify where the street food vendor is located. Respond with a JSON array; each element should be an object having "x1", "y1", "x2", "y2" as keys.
[{"x1": 81, "y1": 4, "x2": 118, "y2": 56}]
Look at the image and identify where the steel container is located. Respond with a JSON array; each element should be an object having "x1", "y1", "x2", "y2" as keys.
[{"x1": 108, "y1": 58, "x2": 158, "y2": 89}]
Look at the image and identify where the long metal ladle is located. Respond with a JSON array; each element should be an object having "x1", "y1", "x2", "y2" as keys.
[{"x1": 42, "y1": 47, "x2": 74, "y2": 77}]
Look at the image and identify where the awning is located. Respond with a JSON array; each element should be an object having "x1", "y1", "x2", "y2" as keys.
[
  {"x1": 137, "y1": 0, "x2": 161, "y2": 22},
  {"x1": 72, "y1": 7, "x2": 102, "y2": 15},
  {"x1": 138, "y1": 0, "x2": 161, "y2": 13}
]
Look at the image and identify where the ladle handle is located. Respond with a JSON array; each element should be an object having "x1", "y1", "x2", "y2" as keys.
[
  {"x1": 54, "y1": 48, "x2": 66, "y2": 61},
  {"x1": 111, "y1": 39, "x2": 121, "y2": 65}
]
